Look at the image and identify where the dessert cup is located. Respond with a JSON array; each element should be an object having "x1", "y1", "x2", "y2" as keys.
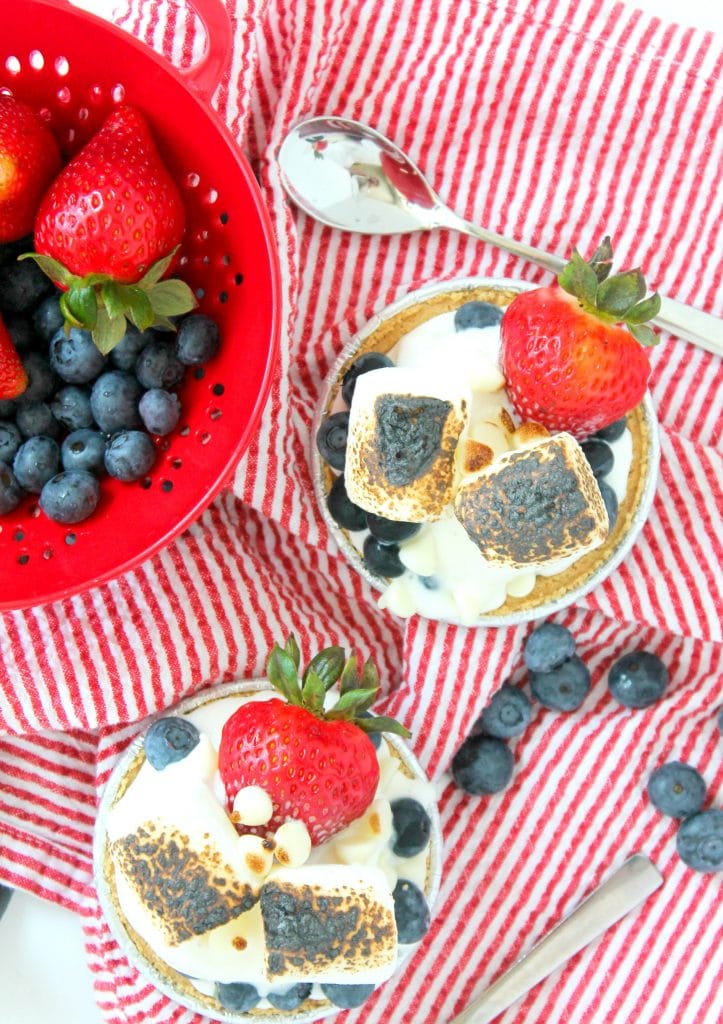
[
  {"x1": 95, "y1": 680, "x2": 442, "y2": 1024},
  {"x1": 313, "y1": 277, "x2": 659, "y2": 627}
]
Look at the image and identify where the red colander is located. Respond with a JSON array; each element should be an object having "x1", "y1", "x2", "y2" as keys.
[{"x1": 0, "y1": 0, "x2": 281, "y2": 610}]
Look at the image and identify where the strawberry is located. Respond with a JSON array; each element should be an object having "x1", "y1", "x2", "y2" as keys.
[
  {"x1": 0, "y1": 94, "x2": 60, "y2": 244},
  {"x1": 23, "y1": 105, "x2": 194, "y2": 354},
  {"x1": 0, "y1": 312, "x2": 27, "y2": 400},
  {"x1": 218, "y1": 637, "x2": 409, "y2": 846},
  {"x1": 500, "y1": 238, "x2": 660, "y2": 438}
]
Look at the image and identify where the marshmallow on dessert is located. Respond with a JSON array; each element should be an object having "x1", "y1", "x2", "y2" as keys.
[
  {"x1": 454, "y1": 432, "x2": 609, "y2": 568},
  {"x1": 345, "y1": 366, "x2": 470, "y2": 522},
  {"x1": 260, "y1": 864, "x2": 398, "y2": 986}
]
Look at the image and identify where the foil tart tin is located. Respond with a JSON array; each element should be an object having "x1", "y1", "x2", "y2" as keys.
[
  {"x1": 94, "y1": 680, "x2": 442, "y2": 1024},
  {"x1": 312, "y1": 276, "x2": 660, "y2": 628}
]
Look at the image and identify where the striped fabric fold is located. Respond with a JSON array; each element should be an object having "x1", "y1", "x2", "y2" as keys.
[{"x1": 1, "y1": 0, "x2": 722, "y2": 1022}]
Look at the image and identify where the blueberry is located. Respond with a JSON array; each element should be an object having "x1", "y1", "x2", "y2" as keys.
[
  {"x1": 391, "y1": 797, "x2": 432, "y2": 857},
  {"x1": 0, "y1": 258, "x2": 52, "y2": 313},
  {"x1": 13, "y1": 436, "x2": 60, "y2": 492},
  {"x1": 15, "y1": 401, "x2": 60, "y2": 439},
  {"x1": 608, "y1": 650, "x2": 668, "y2": 709},
  {"x1": 316, "y1": 410, "x2": 349, "y2": 470},
  {"x1": 109, "y1": 325, "x2": 156, "y2": 372},
  {"x1": 267, "y1": 983, "x2": 312, "y2": 1011},
  {"x1": 366, "y1": 512, "x2": 421, "y2": 545},
  {"x1": 581, "y1": 438, "x2": 614, "y2": 478},
  {"x1": 341, "y1": 352, "x2": 394, "y2": 406},
  {"x1": 523, "y1": 621, "x2": 575, "y2": 673},
  {"x1": 61, "y1": 429, "x2": 107, "y2": 474},
  {"x1": 90, "y1": 372, "x2": 143, "y2": 434},
  {"x1": 676, "y1": 810, "x2": 723, "y2": 873},
  {"x1": 0, "y1": 883, "x2": 12, "y2": 920},
  {"x1": 327, "y1": 472, "x2": 367, "y2": 530},
  {"x1": 138, "y1": 388, "x2": 181, "y2": 436},
  {"x1": 647, "y1": 762, "x2": 706, "y2": 818},
  {"x1": 175, "y1": 314, "x2": 220, "y2": 365},
  {"x1": 454, "y1": 300, "x2": 503, "y2": 331},
  {"x1": 530, "y1": 655, "x2": 590, "y2": 712},
  {"x1": 19, "y1": 351, "x2": 56, "y2": 403},
  {"x1": 358, "y1": 710, "x2": 382, "y2": 749},
  {"x1": 104, "y1": 430, "x2": 156, "y2": 481},
  {"x1": 0, "y1": 234, "x2": 32, "y2": 266},
  {"x1": 135, "y1": 341, "x2": 185, "y2": 389},
  {"x1": 215, "y1": 982, "x2": 260, "y2": 1012},
  {"x1": 39, "y1": 471, "x2": 100, "y2": 524},
  {"x1": 594, "y1": 417, "x2": 627, "y2": 443},
  {"x1": 50, "y1": 386, "x2": 93, "y2": 432},
  {"x1": 0, "y1": 400, "x2": 15, "y2": 418},
  {"x1": 144, "y1": 716, "x2": 200, "y2": 770},
  {"x1": 392, "y1": 879, "x2": 430, "y2": 943},
  {"x1": 363, "y1": 535, "x2": 405, "y2": 578},
  {"x1": 479, "y1": 683, "x2": 532, "y2": 739},
  {"x1": 321, "y1": 984, "x2": 375, "y2": 1009},
  {"x1": 32, "y1": 294, "x2": 64, "y2": 342},
  {"x1": 5, "y1": 314, "x2": 36, "y2": 353},
  {"x1": 0, "y1": 421, "x2": 22, "y2": 463},
  {"x1": 0, "y1": 463, "x2": 22, "y2": 514},
  {"x1": 49, "y1": 327, "x2": 106, "y2": 384},
  {"x1": 451, "y1": 734, "x2": 514, "y2": 795},
  {"x1": 598, "y1": 480, "x2": 618, "y2": 530}
]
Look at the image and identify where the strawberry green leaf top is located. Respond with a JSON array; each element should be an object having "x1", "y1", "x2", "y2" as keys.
[
  {"x1": 22, "y1": 105, "x2": 195, "y2": 354},
  {"x1": 500, "y1": 238, "x2": 660, "y2": 438},
  {"x1": 218, "y1": 637, "x2": 410, "y2": 845}
]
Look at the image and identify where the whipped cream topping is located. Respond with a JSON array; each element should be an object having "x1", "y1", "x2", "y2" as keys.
[
  {"x1": 106, "y1": 692, "x2": 435, "y2": 1005},
  {"x1": 342, "y1": 310, "x2": 632, "y2": 625}
]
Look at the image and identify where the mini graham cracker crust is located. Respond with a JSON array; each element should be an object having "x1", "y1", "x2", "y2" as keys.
[{"x1": 317, "y1": 282, "x2": 653, "y2": 622}]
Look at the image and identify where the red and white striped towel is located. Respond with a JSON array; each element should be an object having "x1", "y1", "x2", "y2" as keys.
[{"x1": 1, "y1": 0, "x2": 722, "y2": 1021}]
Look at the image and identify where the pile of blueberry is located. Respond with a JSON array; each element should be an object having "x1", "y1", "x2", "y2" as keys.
[
  {"x1": 647, "y1": 761, "x2": 722, "y2": 873},
  {"x1": 317, "y1": 349, "x2": 425, "y2": 579},
  {"x1": 0, "y1": 244, "x2": 219, "y2": 524},
  {"x1": 451, "y1": 621, "x2": 669, "y2": 796},
  {"x1": 580, "y1": 418, "x2": 625, "y2": 529}
]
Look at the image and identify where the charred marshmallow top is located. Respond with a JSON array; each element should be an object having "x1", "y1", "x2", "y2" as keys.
[
  {"x1": 106, "y1": 693, "x2": 434, "y2": 1003},
  {"x1": 343, "y1": 311, "x2": 632, "y2": 624}
]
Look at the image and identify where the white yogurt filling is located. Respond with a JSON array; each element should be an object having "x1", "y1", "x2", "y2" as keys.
[
  {"x1": 341, "y1": 310, "x2": 632, "y2": 624},
  {"x1": 106, "y1": 694, "x2": 435, "y2": 1004}
]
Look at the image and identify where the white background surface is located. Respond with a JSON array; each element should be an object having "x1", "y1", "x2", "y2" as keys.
[{"x1": 2, "y1": 1, "x2": 722, "y2": 1023}]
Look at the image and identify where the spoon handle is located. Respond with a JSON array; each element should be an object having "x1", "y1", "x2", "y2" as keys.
[
  {"x1": 447, "y1": 854, "x2": 663, "y2": 1024},
  {"x1": 440, "y1": 212, "x2": 723, "y2": 357}
]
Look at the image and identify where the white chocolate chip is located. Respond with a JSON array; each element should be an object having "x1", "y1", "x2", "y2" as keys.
[
  {"x1": 274, "y1": 820, "x2": 312, "y2": 868},
  {"x1": 232, "y1": 785, "x2": 273, "y2": 826},
  {"x1": 237, "y1": 834, "x2": 274, "y2": 880}
]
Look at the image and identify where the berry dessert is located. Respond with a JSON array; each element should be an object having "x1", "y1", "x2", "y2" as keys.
[
  {"x1": 0, "y1": 102, "x2": 222, "y2": 525},
  {"x1": 314, "y1": 244, "x2": 659, "y2": 626},
  {"x1": 95, "y1": 639, "x2": 440, "y2": 1022}
]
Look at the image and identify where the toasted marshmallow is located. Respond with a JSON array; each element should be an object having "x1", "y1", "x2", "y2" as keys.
[
  {"x1": 454, "y1": 433, "x2": 609, "y2": 568},
  {"x1": 108, "y1": 760, "x2": 261, "y2": 946},
  {"x1": 260, "y1": 864, "x2": 397, "y2": 985},
  {"x1": 345, "y1": 366, "x2": 469, "y2": 522}
]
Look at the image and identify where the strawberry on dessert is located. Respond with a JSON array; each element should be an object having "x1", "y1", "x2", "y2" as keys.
[
  {"x1": 0, "y1": 312, "x2": 27, "y2": 400},
  {"x1": 24, "y1": 104, "x2": 195, "y2": 353},
  {"x1": 500, "y1": 238, "x2": 659, "y2": 438},
  {"x1": 100, "y1": 638, "x2": 438, "y2": 1019},
  {"x1": 0, "y1": 94, "x2": 60, "y2": 244}
]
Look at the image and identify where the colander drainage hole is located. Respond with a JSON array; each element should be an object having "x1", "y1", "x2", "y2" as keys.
[
  {"x1": 199, "y1": 432, "x2": 211, "y2": 445},
  {"x1": 195, "y1": 288, "x2": 205, "y2": 300},
  {"x1": 29, "y1": 50, "x2": 45, "y2": 71},
  {"x1": 65, "y1": 532, "x2": 76, "y2": 546},
  {"x1": 209, "y1": 408, "x2": 222, "y2": 421},
  {"x1": 43, "y1": 548, "x2": 53, "y2": 560},
  {"x1": 54, "y1": 55, "x2": 70, "y2": 76},
  {"x1": 28, "y1": 504, "x2": 40, "y2": 518},
  {"x1": 220, "y1": 212, "x2": 229, "y2": 225},
  {"x1": 13, "y1": 529, "x2": 24, "y2": 542},
  {"x1": 194, "y1": 367, "x2": 205, "y2": 380},
  {"x1": 179, "y1": 425, "x2": 190, "y2": 437},
  {"x1": 212, "y1": 383, "x2": 225, "y2": 396},
  {"x1": 161, "y1": 480, "x2": 173, "y2": 493},
  {"x1": 218, "y1": 291, "x2": 228, "y2": 304},
  {"x1": 171, "y1": 458, "x2": 182, "y2": 470},
  {"x1": 140, "y1": 477, "x2": 152, "y2": 490},
  {"x1": 234, "y1": 273, "x2": 244, "y2": 286},
  {"x1": 18, "y1": 554, "x2": 29, "y2": 566}
]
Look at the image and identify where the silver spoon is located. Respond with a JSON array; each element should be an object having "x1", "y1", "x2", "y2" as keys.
[
  {"x1": 448, "y1": 853, "x2": 663, "y2": 1024},
  {"x1": 278, "y1": 116, "x2": 722, "y2": 358}
]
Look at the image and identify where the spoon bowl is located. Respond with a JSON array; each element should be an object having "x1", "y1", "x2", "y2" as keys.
[{"x1": 278, "y1": 116, "x2": 722, "y2": 356}]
